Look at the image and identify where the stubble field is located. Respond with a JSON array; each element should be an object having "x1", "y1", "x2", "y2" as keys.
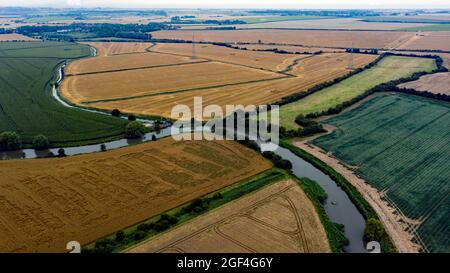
[
  {"x1": 399, "y1": 72, "x2": 450, "y2": 95},
  {"x1": 0, "y1": 137, "x2": 271, "y2": 252},
  {"x1": 128, "y1": 180, "x2": 330, "y2": 253},
  {"x1": 85, "y1": 53, "x2": 375, "y2": 118},
  {"x1": 153, "y1": 29, "x2": 415, "y2": 49},
  {"x1": 81, "y1": 42, "x2": 153, "y2": 56}
]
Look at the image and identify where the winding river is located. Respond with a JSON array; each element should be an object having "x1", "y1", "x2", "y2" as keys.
[{"x1": 0, "y1": 49, "x2": 368, "y2": 253}]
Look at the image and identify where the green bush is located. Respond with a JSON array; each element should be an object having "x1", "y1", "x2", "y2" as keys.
[
  {"x1": 32, "y1": 134, "x2": 50, "y2": 150},
  {"x1": 111, "y1": 109, "x2": 121, "y2": 117},
  {"x1": 115, "y1": 230, "x2": 125, "y2": 242},
  {"x1": 125, "y1": 121, "x2": 146, "y2": 139},
  {"x1": 364, "y1": 218, "x2": 386, "y2": 242},
  {"x1": 0, "y1": 131, "x2": 22, "y2": 151}
]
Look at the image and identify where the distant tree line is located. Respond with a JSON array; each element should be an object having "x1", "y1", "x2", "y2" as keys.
[
  {"x1": 0, "y1": 28, "x2": 13, "y2": 34},
  {"x1": 17, "y1": 23, "x2": 172, "y2": 41},
  {"x1": 248, "y1": 9, "x2": 384, "y2": 17},
  {"x1": 170, "y1": 17, "x2": 246, "y2": 25}
]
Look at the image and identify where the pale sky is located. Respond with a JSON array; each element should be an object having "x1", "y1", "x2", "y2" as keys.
[{"x1": 1, "y1": 0, "x2": 450, "y2": 9}]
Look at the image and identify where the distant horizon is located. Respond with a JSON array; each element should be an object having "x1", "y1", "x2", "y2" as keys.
[{"x1": 1, "y1": 0, "x2": 450, "y2": 10}]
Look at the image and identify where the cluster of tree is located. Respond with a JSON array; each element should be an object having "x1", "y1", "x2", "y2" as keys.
[
  {"x1": 0, "y1": 28, "x2": 13, "y2": 34},
  {"x1": 125, "y1": 121, "x2": 146, "y2": 139},
  {"x1": 364, "y1": 218, "x2": 386, "y2": 242},
  {"x1": 262, "y1": 151, "x2": 293, "y2": 170},
  {"x1": 88, "y1": 213, "x2": 178, "y2": 253},
  {"x1": 17, "y1": 22, "x2": 172, "y2": 41},
  {"x1": 206, "y1": 26, "x2": 237, "y2": 30},
  {"x1": 346, "y1": 48, "x2": 378, "y2": 55},
  {"x1": 0, "y1": 132, "x2": 21, "y2": 151}
]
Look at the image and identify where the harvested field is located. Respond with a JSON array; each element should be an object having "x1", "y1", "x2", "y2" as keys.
[
  {"x1": 236, "y1": 18, "x2": 429, "y2": 31},
  {"x1": 280, "y1": 56, "x2": 437, "y2": 129},
  {"x1": 65, "y1": 52, "x2": 203, "y2": 75},
  {"x1": 397, "y1": 32, "x2": 450, "y2": 51},
  {"x1": 81, "y1": 42, "x2": 153, "y2": 56},
  {"x1": 399, "y1": 72, "x2": 450, "y2": 95},
  {"x1": 237, "y1": 44, "x2": 346, "y2": 54},
  {"x1": 312, "y1": 93, "x2": 450, "y2": 253},
  {"x1": 88, "y1": 53, "x2": 376, "y2": 118},
  {"x1": 150, "y1": 43, "x2": 308, "y2": 71},
  {"x1": 128, "y1": 180, "x2": 330, "y2": 253},
  {"x1": 61, "y1": 61, "x2": 281, "y2": 104},
  {"x1": 0, "y1": 137, "x2": 271, "y2": 252},
  {"x1": 0, "y1": 34, "x2": 36, "y2": 41},
  {"x1": 153, "y1": 29, "x2": 414, "y2": 49}
]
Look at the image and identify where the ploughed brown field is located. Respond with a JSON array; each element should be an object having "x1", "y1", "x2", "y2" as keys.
[
  {"x1": 152, "y1": 29, "x2": 415, "y2": 49},
  {"x1": 86, "y1": 53, "x2": 376, "y2": 118},
  {"x1": 65, "y1": 52, "x2": 204, "y2": 75},
  {"x1": 0, "y1": 34, "x2": 36, "y2": 41},
  {"x1": 0, "y1": 137, "x2": 271, "y2": 252},
  {"x1": 399, "y1": 72, "x2": 450, "y2": 95},
  {"x1": 127, "y1": 180, "x2": 330, "y2": 253},
  {"x1": 150, "y1": 43, "x2": 309, "y2": 72},
  {"x1": 81, "y1": 42, "x2": 153, "y2": 56},
  {"x1": 61, "y1": 61, "x2": 281, "y2": 104}
]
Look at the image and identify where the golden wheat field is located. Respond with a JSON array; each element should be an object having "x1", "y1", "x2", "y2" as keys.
[
  {"x1": 61, "y1": 61, "x2": 281, "y2": 104},
  {"x1": 81, "y1": 42, "x2": 153, "y2": 56},
  {"x1": 150, "y1": 43, "x2": 309, "y2": 71},
  {"x1": 87, "y1": 53, "x2": 376, "y2": 118},
  {"x1": 128, "y1": 180, "x2": 330, "y2": 253},
  {"x1": 152, "y1": 29, "x2": 414, "y2": 49},
  {"x1": 65, "y1": 52, "x2": 204, "y2": 75},
  {"x1": 0, "y1": 137, "x2": 271, "y2": 252}
]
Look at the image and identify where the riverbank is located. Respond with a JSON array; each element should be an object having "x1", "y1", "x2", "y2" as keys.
[{"x1": 285, "y1": 126, "x2": 419, "y2": 252}]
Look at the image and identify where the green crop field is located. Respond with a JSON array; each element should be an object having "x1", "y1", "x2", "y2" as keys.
[
  {"x1": 312, "y1": 93, "x2": 450, "y2": 253},
  {"x1": 400, "y1": 24, "x2": 450, "y2": 32},
  {"x1": 280, "y1": 56, "x2": 437, "y2": 130},
  {"x1": 361, "y1": 16, "x2": 450, "y2": 24},
  {"x1": 0, "y1": 42, "x2": 127, "y2": 147}
]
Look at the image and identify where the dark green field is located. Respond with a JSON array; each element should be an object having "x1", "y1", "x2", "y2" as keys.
[
  {"x1": 312, "y1": 93, "x2": 450, "y2": 253},
  {"x1": 0, "y1": 42, "x2": 126, "y2": 146}
]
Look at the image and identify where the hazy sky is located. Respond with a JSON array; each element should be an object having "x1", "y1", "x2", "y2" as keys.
[{"x1": 1, "y1": 0, "x2": 450, "y2": 9}]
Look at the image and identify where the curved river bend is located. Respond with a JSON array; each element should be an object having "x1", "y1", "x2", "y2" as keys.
[{"x1": 0, "y1": 51, "x2": 368, "y2": 253}]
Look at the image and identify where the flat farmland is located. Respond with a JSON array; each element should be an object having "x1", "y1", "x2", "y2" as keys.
[
  {"x1": 312, "y1": 93, "x2": 450, "y2": 253},
  {"x1": 81, "y1": 42, "x2": 153, "y2": 56},
  {"x1": 399, "y1": 72, "x2": 450, "y2": 95},
  {"x1": 0, "y1": 137, "x2": 271, "y2": 252},
  {"x1": 150, "y1": 43, "x2": 308, "y2": 71},
  {"x1": 237, "y1": 44, "x2": 346, "y2": 54},
  {"x1": 87, "y1": 53, "x2": 376, "y2": 118},
  {"x1": 65, "y1": 52, "x2": 204, "y2": 75},
  {"x1": 0, "y1": 42, "x2": 126, "y2": 145},
  {"x1": 128, "y1": 180, "x2": 330, "y2": 253},
  {"x1": 153, "y1": 29, "x2": 414, "y2": 49},
  {"x1": 0, "y1": 34, "x2": 37, "y2": 41},
  {"x1": 280, "y1": 56, "x2": 437, "y2": 129},
  {"x1": 397, "y1": 32, "x2": 450, "y2": 51},
  {"x1": 236, "y1": 18, "x2": 429, "y2": 31},
  {"x1": 61, "y1": 61, "x2": 281, "y2": 104}
]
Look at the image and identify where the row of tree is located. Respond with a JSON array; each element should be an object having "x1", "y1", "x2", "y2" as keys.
[{"x1": 0, "y1": 132, "x2": 50, "y2": 151}]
